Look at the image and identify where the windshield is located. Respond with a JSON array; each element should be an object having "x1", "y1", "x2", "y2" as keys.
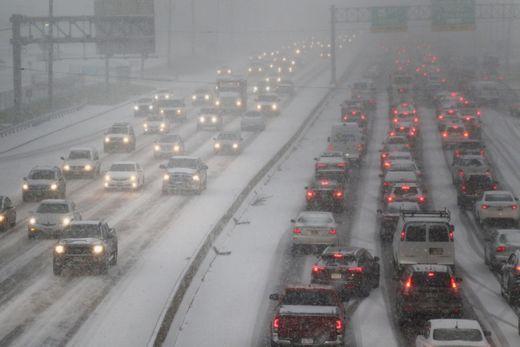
[
  {"x1": 110, "y1": 164, "x2": 136, "y2": 172},
  {"x1": 65, "y1": 225, "x2": 101, "y2": 239},
  {"x1": 217, "y1": 133, "x2": 239, "y2": 140},
  {"x1": 146, "y1": 115, "x2": 164, "y2": 121},
  {"x1": 168, "y1": 158, "x2": 197, "y2": 169},
  {"x1": 160, "y1": 135, "x2": 181, "y2": 143},
  {"x1": 257, "y1": 95, "x2": 277, "y2": 102},
  {"x1": 108, "y1": 126, "x2": 128, "y2": 134},
  {"x1": 29, "y1": 170, "x2": 55, "y2": 180},
  {"x1": 394, "y1": 186, "x2": 418, "y2": 195},
  {"x1": 500, "y1": 232, "x2": 520, "y2": 244},
  {"x1": 68, "y1": 150, "x2": 91, "y2": 160},
  {"x1": 244, "y1": 111, "x2": 261, "y2": 118},
  {"x1": 37, "y1": 203, "x2": 69, "y2": 214},
  {"x1": 282, "y1": 290, "x2": 335, "y2": 306},
  {"x1": 158, "y1": 100, "x2": 184, "y2": 108},
  {"x1": 433, "y1": 328, "x2": 483, "y2": 342}
]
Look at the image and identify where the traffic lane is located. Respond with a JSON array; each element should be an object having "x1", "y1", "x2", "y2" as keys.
[{"x1": 420, "y1": 105, "x2": 517, "y2": 347}]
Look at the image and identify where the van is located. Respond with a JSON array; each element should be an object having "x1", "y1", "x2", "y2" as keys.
[
  {"x1": 328, "y1": 123, "x2": 364, "y2": 165},
  {"x1": 392, "y1": 209, "x2": 454, "y2": 272}
]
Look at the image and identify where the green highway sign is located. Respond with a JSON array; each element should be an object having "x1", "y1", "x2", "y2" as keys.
[
  {"x1": 431, "y1": 0, "x2": 476, "y2": 32},
  {"x1": 370, "y1": 6, "x2": 408, "y2": 33}
]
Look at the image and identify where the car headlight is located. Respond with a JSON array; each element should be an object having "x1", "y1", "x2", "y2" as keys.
[
  {"x1": 105, "y1": 137, "x2": 110, "y2": 143},
  {"x1": 248, "y1": 68, "x2": 252, "y2": 72},
  {"x1": 217, "y1": 70, "x2": 221, "y2": 75},
  {"x1": 154, "y1": 95, "x2": 159, "y2": 100},
  {"x1": 192, "y1": 174, "x2": 200, "y2": 181},
  {"x1": 176, "y1": 109, "x2": 181, "y2": 114},
  {"x1": 160, "y1": 109, "x2": 165, "y2": 114},
  {"x1": 134, "y1": 105, "x2": 139, "y2": 111},
  {"x1": 0, "y1": 215, "x2": 4, "y2": 223},
  {"x1": 236, "y1": 100, "x2": 242, "y2": 107},
  {"x1": 160, "y1": 123, "x2": 165, "y2": 128},
  {"x1": 149, "y1": 105, "x2": 153, "y2": 110},
  {"x1": 272, "y1": 104, "x2": 278, "y2": 110},
  {"x1": 92, "y1": 245, "x2": 104, "y2": 254},
  {"x1": 256, "y1": 104, "x2": 261, "y2": 110},
  {"x1": 232, "y1": 143, "x2": 239, "y2": 149},
  {"x1": 199, "y1": 116, "x2": 205, "y2": 123},
  {"x1": 62, "y1": 217, "x2": 70, "y2": 226},
  {"x1": 154, "y1": 145, "x2": 160, "y2": 151},
  {"x1": 143, "y1": 123, "x2": 148, "y2": 128},
  {"x1": 163, "y1": 174, "x2": 170, "y2": 181},
  {"x1": 22, "y1": 183, "x2": 29, "y2": 190},
  {"x1": 192, "y1": 95, "x2": 197, "y2": 100},
  {"x1": 214, "y1": 143, "x2": 221, "y2": 149},
  {"x1": 29, "y1": 217, "x2": 36, "y2": 225},
  {"x1": 130, "y1": 175, "x2": 136, "y2": 182},
  {"x1": 123, "y1": 137, "x2": 129, "y2": 143},
  {"x1": 211, "y1": 116, "x2": 217, "y2": 123},
  {"x1": 204, "y1": 94, "x2": 210, "y2": 100},
  {"x1": 227, "y1": 69, "x2": 231, "y2": 74},
  {"x1": 173, "y1": 145, "x2": 180, "y2": 152},
  {"x1": 253, "y1": 86, "x2": 258, "y2": 92},
  {"x1": 105, "y1": 175, "x2": 111, "y2": 181},
  {"x1": 215, "y1": 100, "x2": 220, "y2": 106},
  {"x1": 63, "y1": 164, "x2": 70, "y2": 171},
  {"x1": 84, "y1": 164, "x2": 92, "y2": 171},
  {"x1": 55, "y1": 245, "x2": 65, "y2": 254},
  {"x1": 50, "y1": 183, "x2": 58, "y2": 191},
  {"x1": 165, "y1": 94, "x2": 170, "y2": 99},
  {"x1": 266, "y1": 86, "x2": 270, "y2": 91},
  {"x1": 259, "y1": 67, "x2": 263, "y2": 72}
]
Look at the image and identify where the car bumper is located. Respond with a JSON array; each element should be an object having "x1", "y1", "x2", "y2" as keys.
[
  {"x1": 104, "y1": 181, "x2": 139, "y2": 190},
  {"x1": 479, "y1": 210, "x2": 520, "y2": 220},
  {"x1": 162, "y1": 182, "x2": 201, "y2": 193},
  {"x1": 292, "y1": 234, "x2": 337, "y2": 246},
  {"x1": 400, "y1": 300, "x2": 462, "y2": 316},
  {"x1": 272, "y1": 334, "x2": 343, "y2": 346},
  {"x1": 23, "y1": 189, "x2": 59, "y2": 197},
  {"x1": 54, "y1": 254, "x2": 106, "y2": 267}
]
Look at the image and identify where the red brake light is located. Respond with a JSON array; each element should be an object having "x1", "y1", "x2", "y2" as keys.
[
  {"x1": 393, "y1": 109, "x2": 398, "y2": 115},
  {"x1": 461, "y1": 185, "x2": 466, "y2": 192},
  {"x1": 516, "y1": 266, "x2": 520, "y2": 272},
  {"x1": 306, "y1": 190, "x2": 315, "y2": 200},
  {"x1": 404, "y1": 276, "x2": 412, "y2": 289},
  {"x1": 442, "y1": 132, "x2": 448, "y2": 138},
  {"x1": 463, "y1": 131, "x2": 469, "y2": 138},
  {"x1": 273, "y1": 317, "x2": 280, "y2": 331},
  {"x1": 458, "y1": 169, "x2": 464, "y2": 177},
  {"x1": 387, "y1": 196, "x2": 394, "y2": 202},
  {"x1": 342, "y1": 116, "x2": 348, "y2": 121},
  {"x1": 335, "y1": 319, "x2": 343, "y2": 333},
  {"x1": 336, "y1": 162, "x2": 346, "y2": 168},
  {"x1": 320, "y1": 179, "x2": 330, "y2": 186},
  {"x1": 492, "y1": 184, "x2": 497, "y2": 190},
  {"x1": 293, "y1": 228, "x2": 302, "y2": 234},
  {"x1": 481, "y1": 204, "x2": 489, "y2": 209},
  {"x1": 333, "y1": 253, "x2": 343, "y2": 258},
  {"x1": 496, "y1": 245, "x2": 506, "y2": 252},
  {"x1": 383, "y1": 181, "x2": 390, "y2": 187},
  {"x1": 312, "y1": 265, "x2": 325, "y2": 273},
  {"x1": 438, "y1": 115, "x2": 444, "y2": 120},
  {"x1": 384, "y1": 162, "x2": 391, "y2": 169},
  {"x1": 381, "y1": 153, "x2": 388, "y2": 158},
  {"x1": 348, "y1": 267, "x2": 364, "y2": 273},
  {"x1": 413, "y1": 117, "x2": 419, "y2": 123},
  {"x1": 450, "y1": 277, "x2": 458, "y2": 290},
  {"x1": 333, "y1": 190, "x2": 343, "y2": 199},
  {"x1": 427, "y1": 272, "x2": 435, "y2": 277},
  {"x1": 316, "y1": 163, "x2": 327, "y2": 169},
  {"x1": 401, "y1": 228, "x2": 406, "y2": 241},
  {"x1": 512, "y1": 204, "x2": 518, "y2": 210},
  {"x1": 329, "y1": 228, "x2": 337, "y2": 235},
  {"x1": 401, "y1": 185, "x2": 410, "y2": 190},
  {"x1": 418, "y1": 195, "x2": 426, "y2": 203},
  {"x1": 449, "y1": 225, "x2": 454, "y2": 241}
]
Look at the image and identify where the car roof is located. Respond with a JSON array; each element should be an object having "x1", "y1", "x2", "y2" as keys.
[
  {"x1": 428, "y1": 319, "x2": 482, "y2": 330},
  {"x1": 31, "y1": 165, "x2": 58, "y2": 171},
  {"x1": 69, "y1": 147, "x2": 94, "y2": 152},
  {"x1": 409, "y1": 264, "x2": 450, "y2": 272},
  {"x1": 39, "y1": 199, "x2": 69, "y2": 204}
]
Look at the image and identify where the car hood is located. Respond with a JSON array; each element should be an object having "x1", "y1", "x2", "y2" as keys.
[
  {"x1": 25, "y1": 179, "x2": 55, "y2": 185},
  {"x1": 107, "y1": 171, "x2": 136, "y2": 179},
  {"x1": 33, "y1": 212, "x2": 71, "y2": 225},
  {"x1": 166, "y1": 168, "x2": 197, "y2": 175},
  {"x1": 59, "y1": 238, "x2": 101, "y2": 246},
  {"x1": 278, "y1": 305, "x2": 340, "y2": 316},
  {"x1": 64, "y1": 159, "x2": 93, "y2": 166}
]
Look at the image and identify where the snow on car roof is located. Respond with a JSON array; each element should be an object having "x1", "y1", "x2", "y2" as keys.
[
  {"x1": 111, "y1": 161, "x2": 137, "y2": 165},
  {"x1": 429, "y1": 319, "x2": 482, "y2": 330},
  {"x1": 39, "y1": 199, "x2": 69, "y2": 204},
  {"x1": 410, "y1": 264, "x2": 450, "y2": 272},
  {"x1": 69, "y1": 147, "x2": 94, "y2": 152}
]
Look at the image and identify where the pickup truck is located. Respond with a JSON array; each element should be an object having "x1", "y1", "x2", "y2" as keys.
[{"x1": 269, "y1": 284, "x2": 345, "y2": 346}]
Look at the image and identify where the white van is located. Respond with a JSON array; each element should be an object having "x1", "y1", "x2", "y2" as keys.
[
  {"x1": 328, "y1": 123, "x2": 364, "y2": 165},
  {"x1": 393, "y1": 209, "x2": 455, "y2": 272}
]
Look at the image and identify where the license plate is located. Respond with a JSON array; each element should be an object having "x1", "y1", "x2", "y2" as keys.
[
  {"x1": 301, "y1": 338, "x2": 313, "y2": 345},
  {"x1": 310, "y1": 230, "x2": 319, "y2": 235},
  {"x1": 498, "y1": 207, "x2": 503, "y2": 211},
  {"x1": 430, "y1": 248, "x2": 443, "y2": 255},
  {"x1": 331, "y1": 273, "x2": 342, "y2": 280}
]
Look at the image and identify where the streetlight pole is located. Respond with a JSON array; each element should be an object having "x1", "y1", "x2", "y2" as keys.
[
  {"x1": 167, "y1": 0, "x2": 173, "y2": 68},
  {"x1": 48, "y1": 0, "x2": 54, "y2": 109}
]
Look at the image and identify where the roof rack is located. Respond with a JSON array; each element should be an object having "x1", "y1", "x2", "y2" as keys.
[{"x1": 400, "y1": 208, "x2": 450, "y2": 221}]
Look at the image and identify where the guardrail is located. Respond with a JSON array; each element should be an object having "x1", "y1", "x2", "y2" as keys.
[
  {"x1": 149, "y1": 55, "x2": 361, "y2": 346},
  {"x1": 0, "y1": 103, "x2": 86, "y2": 138}
]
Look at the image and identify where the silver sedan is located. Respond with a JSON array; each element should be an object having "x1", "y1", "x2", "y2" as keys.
[
  {"x1": 485, "y1": 229, "x2": 520, "y2": 271},
  {"x1": 290, "y1": 211, "x2": 338, "y2": 254}
]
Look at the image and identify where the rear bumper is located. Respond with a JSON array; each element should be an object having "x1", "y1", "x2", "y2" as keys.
[
  {"x1": 162, "y1": 182, "x2": 201, "y2": 193},
  {"x1": 479, "y1": 210, "x2": 520, "y2": 221},
  {"x1": 292, "y1": 234, "x2": 337, "y2": 246},
  {"x1": 272, "y1": 334, "x2": 343, "y2": 346}
]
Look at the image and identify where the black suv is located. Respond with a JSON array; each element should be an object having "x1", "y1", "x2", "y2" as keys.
[
  {"x1": 395, "y1": 264, "x2": 463, "y2": 324},
  {"x1": 311, "y1": 246, "x2": 379, "y2": 299},
  {"x1": 500, "y1": 250, "x2": 520, "y2": 305},
  {"x1": 457, "y1": 173, "x2": 497, "y2": 209},
  {"x1": 53, "y1": 220, "x2": 118, "y2": 275},
  {"x1": 104, "y1": 122, "x2": 136, "y2": 153},
  {"x1": 22, "y1": 166, "x2": 66, "y2": 202},
  {"x1": 305, "y1": 178, "x2": 345, "y2": 213}
]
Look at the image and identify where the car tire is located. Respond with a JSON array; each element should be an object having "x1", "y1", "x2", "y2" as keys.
[
  {"x1": 360, "y1": 281, "x2": 370, "y2": 297},
  {"x1": 53, "y1": 263, "x2": 63, "y2": 276},
  {"x1": 10, "y1": 215, "x2": 16, "y2": 228},
  {"x1": 111, "y1": 249, "x2": 118, "y2": 265},
  {"x1": 22, "y1": 194, "x2": 29, "y2": 202},
  {"x1": 99, "y1": 259, "x2": 109, "y2": 275}
]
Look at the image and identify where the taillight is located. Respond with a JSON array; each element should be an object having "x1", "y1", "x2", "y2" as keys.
[
  {"x1": 463, "y1": 131, "x2": 469, "y2": 138},
  {"x1": 418, "y1": 195, "x2": 426, "y2": 203},
  {"x1": 384, "y1": 161, "x2": 391, "y2": 169},
  {"x1": 393, "y1": 109, "x2": 398, "y2": 115},
  {"x1": 336, "y1": 162, "x2": 346, "y2": 168},
  {"x1": 387, "y1": 196, "x2": 394, "y2": 203},
  {"x1": 515, "y1": 266, "x2": 520, "y2": 272},
  {"x1": 342, "y1": 116, "x2": 348, "y2": 121},
  {"x1": 461, "y1": 185, "x2": 466, "y2": 192},
  {"x1": 477, "y1": 110, "x2": 481, "y2": 116},
  {"x1": 335, "y1": 319, "x2": 343, "y2": 333},
  {"x1": 381, "y1": 152, "x2": 388, "y2": 159},
  {"x1": 306, "y1": 190, "x2": 315, "y2": 200},
  {"x1": 404, "y1": 276, "x2": 412, "y2": 290},
  {"x1": 400, "y1": 228, "x2": 406, "y2": 241},
  {"x1": 348, "y1": 267, "x2": 363, "y2": 273},
  {"x1": 450, "y1": 277, "x2": 458, "y2": 290},
  {"x1": 481, "y1": 204, "x2": 489, "y2": 209},
  {"x1": 512, "y1": 204, "x2": 518, "y2": 210},
  {"x1": 316, "y1": 163, "x2": 327, "y2": 169},
  {"x1": 438, "y1": 115, "x2": 444, "y2": 120},
  {"x1": 293, "y1": 228, "x2": 302, "y2": 234},
  {"x1": 492, "y1": 184, "x2": 497, "y2": 190},
  {"x1": 333, "y1": 190, "x2": 344, "y2": 199},
  {"x1": 496, "y1": 245, "x2": 506, "y2": 252},
  {"x1": 320, "y1": 179, "x2": 330, "y2": 186},
  {"x1": 413, "y1": 117, "x2": 419, "y2": 123},
  {"x1": 458, "y1": 169, "x2": 464, "y2": 177},
  {"x1": 449, "y1": 225, "x2": 454, "y2": 241},
  {"x1": 393, "y1": 118, "x2": 399, "y2": 123},
  {"x1": 383, "y1": 181, "x2": 390, "y2": 187},
  {"x1": 312, "y1": 265, "x2": 325, "y2": 273},
  {"x1": 329, "y1": 228, "x2": 337, "y2": 235},
  {"x1": 442, "y1": 132, "x2": 448, "y2": 138},
  {"x1": 273, "y1": 317, "x2": 280, "y2": 331}
]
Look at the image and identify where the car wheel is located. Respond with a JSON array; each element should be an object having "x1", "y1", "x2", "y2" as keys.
[
  {"x1": 53, "y1": 263, "x2": 63, "y2": 276},
  {"x1": 99, "y1": 259, "x2": 109, "y2": 275},
  {"x1": 22, "y1": 194, "x2": 29, "y2": 202},
  {"x1": 10, "y1": 215, "x2": 16, "y2": 228},
  {"x1": 359, "y1": 281, "x2": 370, "y2": 297},
  {"x1": 111, "y1": 249, "x2": 118, "y2": 265}
]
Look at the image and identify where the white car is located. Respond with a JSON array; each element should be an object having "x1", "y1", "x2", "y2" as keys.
[
  {"x1": 475, "y1": 190, "x2": 520, "y2": 225},
  {"x1": 61, "y1": 147, "x2": 101, "y2": 178},
  {"x1": 240, "y1": 110, "x2": 266, "y2": 131},
  {"x1": 290, "y1": 211, "x2": 338, "y2": 253},
  {"x1": 104, "y1": 162, "x2": 145, "y2": 190},
  {"x1": 143, "y1": 114, "x2": 170, "y2": 134},
  {"x1": 255, "y1": 93, "x2": 281, "y2": 115},
  {"x1": 28, "y1": 199, "x2": 81, "y2": 239},
  {"x1": 416, "y1": 319, "x2": 491, "y2": 347}
]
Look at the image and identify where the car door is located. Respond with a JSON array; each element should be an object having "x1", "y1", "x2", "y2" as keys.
[
  {"x1": 502, "y1": 254, "x2": 516, "y2": 290},
  {"x1": 427, "y1": 224, "x2": 453, "y2": 265},
  {"x1": 400, "y1": 223, "x2": 427, "y2": 264}
]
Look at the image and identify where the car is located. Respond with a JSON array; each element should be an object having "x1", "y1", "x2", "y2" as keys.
[
  {"x1": 500, "y1": 249, "x2": 520, "y2": 304},
  {"x1": 341, "y1": 106, "x2": 367, "y2": 127},
  {"x1": 390, "y1": 101, "x2": 417, "y2": 119},
  {"x1": 216, "y1": 65, "x2": 232, "y2": 76},
  {"x1": 456, "y1": 173, "x2": 497, "y2": 209},
  {"x1": 475, "y1": 191, "x2": 520, "y2": 226},
  {"x1": 153, "y1": 134, "x2": 185, "y2": 159},
  {"x1": 213, "y1": 131, "x2": 243, "y2": 155},
  {"x1": 305, "y1": 178, "x2": 345, "y2": 213},
  {"x1": 143, "y1": 114, "x2": 171, "y2": 134},
  {"x1": 450, "y1": 155, "x2": 490, "y2": 185},
  {"x1": 160, "y1": 156, "x2": 208, "y2": 194},
  {"x1": 351, "y1": 79, "x2": 376, "y2": 109},
  {"x1": 247, "y1": 61, "x2": 267, "y2": 77},
  {"x1": 197, "y1": 108, "x2": 224, "y2": 131},
  {"x1": 22, "y1": 166, "x2": 66, "y2": 202},
  {"x1": 133, "y1": 97, "x2": 154, "y2": 117},
  {"x1": 290, "y1": 211, "x2": 338, "y2": 254},
  {"x1": 240, "y1": 110, "x2": 266, "y2": 132},
  {"x1": 104, "y1": 122, "x2": 136, "y2": 153},
  {"x1": 311, "y1": 246, "x2": 380, "y2": 298},
  {"x1": 381, "y1": 151, "x2": 414, "y2": 170},
  {"x1": 328, "y1": 123, "x2": 365, "y2": 164},
  {"x1": 275, "y1": 79, "x2": 295, "y2": 97},
  {"x1": 191, "y1": 87, "x2": 215, "y2": 106},
  {"x1": 0, "y1": 196, "x2": 16, "y2": 232},
  {"x1": 61, "y1": 147, "x2": 100, "y2": 179},
  {"x1": 441, "y1": 124, "x2": 470, "y2": 149},
  {"x1": 436, "y1": 110, "x2": 460, "y2": 132},
  {"x1": 385, "y1": 183, "x2": 426, "y2": 206},
  {"x1": 378, "y1": 202, "x2": 421, "y2": 241},
  {"x1": 251, "y1": 80, "x2": 272, "y2": 95},
  {"x1": 157, "y1": 98, "x2": 187, "y2": 122},
  {"x1": 484, "y1": 229, "x2": 520, "y2": 271},
  {"x1": 28, "y1": 199, "x2": 81, "y2": 239},
  {"x1": 415, "y1": 319, "x2": 491, "y2": 347},
  {"x1": 53, "y1": 220, "x2": 117, "y2": 275},
  {"x1": 380, "y1": 136, "x2": 413, "y2": 165},
  {"x1": 393, "y1": 209, "x2": 455, "y2": 271},
  {"x1": 395, "y1": 264, "x2": 463, "y2": 325},
  {"x1": 314, "y1": 152, "x2": 349, "y2": 183},
  {"x1": 269, "y1": 284, "x2": 345, "y2": 346},
  {"x1": 452, "y1": 140, "x2": 485, "y2": 160},
  {"x1": 381, "y1": 170, "x2": 419, "y2": 196},
  {"x1": 510, "y1": 103, "x2": 520, "y2": 117},
  {"x1": 153, "y1": 89, "x2": 174, "y2": 101},
  {"x1": 104, "y1": 162, "x2": 145, "y2": 191},
  {"x1": 385, "y1": 159, "x2": 422, "y2": 178},
  {"x1": 255, "y1": 93, "x2": 281, "y2": 115},
  {"x1": 392, "y1": 120, "x2": 418, "y2": 140}
]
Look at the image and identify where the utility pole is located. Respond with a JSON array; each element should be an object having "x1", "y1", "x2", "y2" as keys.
[
  {"x1": 48, "y1": 0, "x2": 54, "y2": 109},
  {"x1": 167, "y1": 0, "x2": 173, "y2": 68},
  {"x1": 11, "y1": 15, "x2": 22, "y2": 116},
  {"x1": 191, "y1": 0, "x2": 195, "y2": 57},
  {"x1": 330, "y1": 5, "x2": 337, "y2": 86}
]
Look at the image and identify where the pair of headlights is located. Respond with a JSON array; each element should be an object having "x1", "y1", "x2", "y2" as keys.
[
  {"x1": 30, "y1": 217, "x2": 70, "y2": 226},
  {"x1": 163, "y1": 174, "x2": 199, "y2": 181},
  {"x1": 63, "y1": 164, "x2": 92, "y2": 172},
  {"x1": 55, "y1": 244, "x2": 103, "y2": 254}
]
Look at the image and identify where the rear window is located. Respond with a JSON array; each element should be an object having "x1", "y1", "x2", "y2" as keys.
[
  {"x1": 405, "y1": 225, "x2": 426, "y2": 242},
  {"x1": 297, "y1": 214, "x2": 334, "y2": 224},
  {"x1": 322, "y1": 255, "x2": 357, "y2": 266},
  {"x1": 459, "y1": 158, "x2": 484, "y2": 167},
  {"x1": 394, "y1": 186, "x2": 418, "y2": 195},
  {"x1": 448, "y1": 127, "x2": 464, "y2": 134},
  {"x1": 282, "y1": 290, "x2": 335, "y2": 306},
  {"x1": 485, "y1": 193, "x2": 513, "y2": 202},
  {"x1": 428, "y1": 224, "x2": 450, "y2": 242},
  {"x1": 500, "y1": 232, "x2": 520, "y2": 244},
  {"x1": 412, "y1": 272, "x2": 451, "y2": 288},
  {"x1": 432, "y1": 328, "x2": 483, "y2": 342},
  {"x1": 466, "y1": 175, "x2": 492, "y2": 188}
]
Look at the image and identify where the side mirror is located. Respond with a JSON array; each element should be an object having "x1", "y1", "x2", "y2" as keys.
[
  {"x1": 269, "y1": 293, "x2": 279, "y2": 301},
  {"x1": 60, "y1": 156, "x2": 65, "y2": 161},
  {"x1": 456, "y1": 277, "x2": 463, "y2": 283},
  {"x1": 483, "y1": 330, "x2": 491, "y2": 337},
  {"x1": 159, "y1": 164, "x2": 166, "y2": 169},
  {"x1": 374, "y1": 256, "x2": 380, "y2": 262},
  {"x1": 377, "y1": 209, "x2": 382, "y2": 214},
  {"x1": 327, "y1": 137, "x2": 330, "y2": 142},
  {"x1": 290, "y1": 219, "x2": 295, "y2": 223}
]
